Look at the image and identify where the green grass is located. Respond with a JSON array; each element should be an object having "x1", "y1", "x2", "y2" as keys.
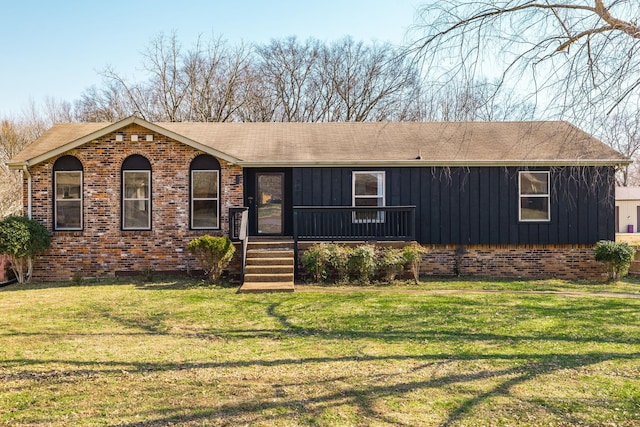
[{"x1": 1, "y1": 277, "x2": 639, "y2": 426}]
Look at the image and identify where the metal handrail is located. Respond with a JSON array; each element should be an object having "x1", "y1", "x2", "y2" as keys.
[{"x1": 229, "y1": 207, "x2": 249, "y2": 281}]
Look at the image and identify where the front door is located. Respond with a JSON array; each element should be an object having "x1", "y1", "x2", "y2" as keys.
[{"x1": 256, "y1": 172, "x2": 284, "y2": 235}]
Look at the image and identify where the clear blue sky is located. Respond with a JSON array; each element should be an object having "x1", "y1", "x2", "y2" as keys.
[{"x1": 0, "y1": 0, "x2": 421, "y2": 117}]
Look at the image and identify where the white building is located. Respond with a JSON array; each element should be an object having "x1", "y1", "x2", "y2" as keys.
[{"x1": 615, "y1": 187, "x2": 640, "y2": 240}]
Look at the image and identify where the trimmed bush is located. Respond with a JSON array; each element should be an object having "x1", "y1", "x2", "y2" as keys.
[
  {"x1": 300, "y1": 243, "x2": 429, "y2": 285},
  {"x1": 594, "y1": 240, "x2": 635, "y2": 281},
  {"x1": 301, "y1": 243, "x2": 331, "y2": 283},
  {"x1": 402, "y1": 243, "x2": 426, "y2": 284},
  {"x1": 327, "y1": 244, "x2": 352, "y2": 283},
  {"x1": 348, "y1": 244, "x2": 377, "y2": 284},
  {"x1": 187, "y1": 235, "x2": 236, "y2": 283},
  {"x1": 378, "y1": 247, "x2": 406, "y2": 282},
  {"x1": 0, "y1": 215, "x2": 51, "y2": 283}
]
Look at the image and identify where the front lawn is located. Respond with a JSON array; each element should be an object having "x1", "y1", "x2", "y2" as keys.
[{"x1": 0, "y1": 278, "x2": 638, "y2": 426}]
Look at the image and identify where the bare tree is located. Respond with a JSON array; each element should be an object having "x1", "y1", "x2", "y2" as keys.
[
  {"x1": 419, "y1": 78, "x2": 535, "y2": 121},
  {"x1": 322, "y1": 37, "x2": 421, "y2": 121},
  {"x1": 80, "y1": 33, "x2": 254, "y2": 123},
  {"x1": 82, "y1": 32, "x2": 187, "y2": 122},
  {"x1": 254, "y1": 37, "x2": 322, "y2": 122},
  {"x1": 182, "y1": 37, "x2": 252, "y2": 122},
  {"x1": 0, "y1": 120, "x2": 36, "y2": 217},
  {"x1": 143, "y1": 32, "x2": 189, "y2": 121},
  {"x1": 20, "y1": 99, "x2": 59, "y2": 135},
  {"x1": 597, "y1": 111, "x2": 640, "y2": 186},
  {"x1": 71, "y1": 32, "x2": 437, "y2": 124},
  {"x1": 237, "y1": 70, "x2": 280, "y2": 122},
  {"x1": 410, "y1": 1, "x2": 640, "y2": 123},
  {"x1": 75, "y1": 83, "x2": 133, "y2": 122}
]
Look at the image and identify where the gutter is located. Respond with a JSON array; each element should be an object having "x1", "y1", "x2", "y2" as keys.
[
  {"x1": 237, "y1": 159, "x2": 633, "y2": 168},
  {"x1": 22, "y1": 165, "x2": 32, "y2": 219}
]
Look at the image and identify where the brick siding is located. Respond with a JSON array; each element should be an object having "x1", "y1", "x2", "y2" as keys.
[
  {"x1": 25, "y1": 124, "x2": 243, "y2": 281},
  {"x1": 420, "y1": 244, "x2": 606, "y2": 280},
  {"x1": 0, "y1": 254, "x2": 10, "y2": 282}
]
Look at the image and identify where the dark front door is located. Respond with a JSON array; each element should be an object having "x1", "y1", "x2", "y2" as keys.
[
  {"x1": 245, "y1": 168, "x2": 292, "y2": 236},
  {"x1": 256, "y1": 172, "x2": 284, "y2": 235}
]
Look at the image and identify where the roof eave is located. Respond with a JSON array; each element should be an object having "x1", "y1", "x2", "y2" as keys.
[
  {"x1": 238, "y1": 159, "x2": 631, "y2": 167},
  {"x1": 6, "y1": 161, "x2": 27, "y2": 170}
]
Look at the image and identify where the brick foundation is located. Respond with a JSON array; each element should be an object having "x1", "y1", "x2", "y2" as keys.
[
  {"x1": 296, "y1": 242, "x2": 607, "y2": 281},
  {"x1": 421, "y1": 244, "x2": 606, "y2": 280}
]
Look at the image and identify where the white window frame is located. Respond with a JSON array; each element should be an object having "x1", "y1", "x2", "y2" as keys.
[
  {"x1": 191, "y1": 169, "x2": 220, "y2": 229},
  {"x1": 352, "y1": 171, "x2": 385, "y2": 223},
  {"x1": 54, "y1": 170, "x2": 83, "y2": 231},
  {"x1": 519, "y1": 171, "x2": 551, "y2": 222},
  {"x1": 122, "y1": 170, "x2": 151, "y2": 230}
]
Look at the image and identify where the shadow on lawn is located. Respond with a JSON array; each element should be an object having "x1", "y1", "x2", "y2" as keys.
[
  {"x1": 3, "y1": 350, "x2": 637, "y2": 426},
  {"x1": 3, "y1": 298, "x2": 639, "y2": 426},
  {"x1": 0, "y1": 276, "x2": 212, "y2": 292}
]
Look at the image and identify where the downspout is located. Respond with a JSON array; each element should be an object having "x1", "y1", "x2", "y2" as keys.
[{"x1": 22, "y1": 165, "x2": 32, "y2": 219}]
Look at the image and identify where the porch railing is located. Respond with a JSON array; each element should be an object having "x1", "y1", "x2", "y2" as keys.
[
  {"x1": 292, "y1": 205, "x2": 416, "y2": 280},
  {"x1": 229, "y1": 207, "x2": 249, "y2": 281},
  {"x1": 293, "y1": 206, "x2": 416, "y2": 242}
]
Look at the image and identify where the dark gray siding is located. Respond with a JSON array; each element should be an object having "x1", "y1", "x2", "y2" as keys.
[{"x1": 292, "y1": 166, "x2": 616, "y2": 245}]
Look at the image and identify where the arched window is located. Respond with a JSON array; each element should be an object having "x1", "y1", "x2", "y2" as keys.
[
  {"x1": 53, "y1": 155, "x2": 83, "y2": 230},
  {"x1": 122, "y1": 155, "x2": 151, "y2": 230},
  {"x1": 190, "y1": 154, "x2": 220, "y2": 229}
]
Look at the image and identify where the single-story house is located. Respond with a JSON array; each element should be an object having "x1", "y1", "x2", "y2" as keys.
[
  {"x1": 6, "y1": 116, "x2": 628, "y2": 282},
  {"x1": 615, "y1": 186, "x2": 640, "y2": 242}
]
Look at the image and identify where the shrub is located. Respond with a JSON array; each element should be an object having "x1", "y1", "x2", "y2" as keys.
[
  {"x1": 0, "y1": 215, "x2": 51, "y2": 283},
  {"x1": 327, "y1": 244, "x2": 352, "y2": 283},
  {"x1": 348, "y1": 244, "x2": 377, "y2": 284},
  {"x1": 377, "y1": 247, "x2": 406, "y2": 282},
  {"x1": 141, "y1": 266, "x2": 155, "y2": 283},
  {"x1": 187, "y1": 235, "x2": 236, "y2": 283},
  {"x1": 594, "y1": 240, "x2": 635, "y2": 281},
  {"x1": 301, "y1": 243, "x2": 331, "y2": 283},
  {"x1": 402, "y1": 243, "x2": 426, "y2": 284},
  {"x1": 71, "y1": 271, "x2": 84, "y2": 286}
]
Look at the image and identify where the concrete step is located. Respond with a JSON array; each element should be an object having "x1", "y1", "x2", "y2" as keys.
[
  {"x1": 246, "y1": 249, "x2": 294, "y2": 258},
  {"x1": 245, "y1": 265, "x2": 294, "y2": 275},
  {"x1": 246, "y1": 257, "x2": 294, "y2": 266},
  {"x1": 241, "y1": 240, "x2": 295, "y2": 292},
  {"x1": 244, "y1": 273, "x2": 294, "y2": 283},
  {"x1": 238, "y1": 281, "x2": 295, "y2": 293},
  {"x1": 247, "y1": 241, "x2": 294, "y2": 250}
]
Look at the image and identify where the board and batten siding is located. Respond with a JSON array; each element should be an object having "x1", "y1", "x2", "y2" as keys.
[{"x1": 292, "y1": 166, "x2": 616, "y2": 245}]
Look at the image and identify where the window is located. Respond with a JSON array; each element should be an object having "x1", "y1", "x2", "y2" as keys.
[
  {"x1": 519, "y1": 171, "x2": 550, "y2": 221},
  {"x1": 53, "y1": 155, "x2": 83, "y2": 230},
  {"x1": 122, "y1": 155, "x2": 151, "y2": 230},
  {"x1": 352, "y1": 171, "x2": 385, "y2": 222},
  {"x1": 190, "y1": 155, "x2": 220, "y2": 229}
]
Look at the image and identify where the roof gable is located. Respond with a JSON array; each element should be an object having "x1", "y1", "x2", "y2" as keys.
[{"x1": 7, "y1": 116, "x2": 242, "y2": 167}]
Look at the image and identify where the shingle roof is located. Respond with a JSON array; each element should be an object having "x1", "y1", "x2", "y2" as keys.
[
  {"x1": 7, "y1": 117, "x2": 628, "y2": 167},
  {"x1": 9, "y1": 123, "x2": 107, "y2": 165}
]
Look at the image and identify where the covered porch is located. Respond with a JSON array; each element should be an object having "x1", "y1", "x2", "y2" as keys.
[{"x1": 229, "y1": 206, "x2": 416, "y2": 292}]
